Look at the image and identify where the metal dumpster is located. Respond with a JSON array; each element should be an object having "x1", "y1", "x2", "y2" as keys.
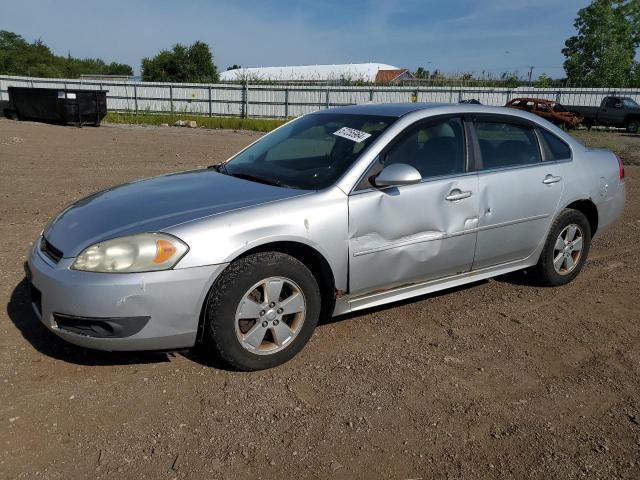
[{"x1": 7, "y1": 87, "x2": 108, "y2": 126}]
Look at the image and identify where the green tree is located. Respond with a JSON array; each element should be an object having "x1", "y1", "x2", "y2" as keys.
[
  {"x1": 141, "y1": 41, "x2": 219, "y2": 83},
  {"x1": 562, "y1": 0, "x2": 639, "y2": 87},
  {"x1": 536, "y1": 73, "x2": 552, "y2": 88},
  {"x1": 413, "y1": 67, "x2": 430, "y2": 79},
  {"x1": 0, "y1": 30, "x2": 133, "y2": 78},
  {"x1": 500, "y1": 71, "x2": 521, "y2": 88},
  {"x1": 227, "y1": 64, "x2": 242, "y2": 71},
  {"x1": 633, "y1": 62, "x2": 640, "y2": 87}
]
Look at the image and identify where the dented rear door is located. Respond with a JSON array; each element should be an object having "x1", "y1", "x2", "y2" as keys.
[{"x1": 348, "y1": 175, "x2": 479, "y2": 296}]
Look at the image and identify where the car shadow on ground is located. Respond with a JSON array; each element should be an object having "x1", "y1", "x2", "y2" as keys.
[
  {"x1": 7, "y1": 278, "x2": 173, "y2": 366},
  {"x1": 319, "y1": 279, "x2": 490, "y2": 327},
  {"x1": 493, "y1": 269, "x2": 546, "y2": 287},
  {"x1": 8, "y1": 272, "x2": 537, "y2": 368},
  {"x1": 320, "y1": 269, "x2": 544, "y2": 327}
]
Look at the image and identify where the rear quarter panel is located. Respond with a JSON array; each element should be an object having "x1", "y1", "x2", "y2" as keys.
[{"x1": 562, "y1": 145, "x2": 625, "y2": 237}]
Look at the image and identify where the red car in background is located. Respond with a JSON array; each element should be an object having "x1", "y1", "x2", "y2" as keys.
[{"x1": 506, "y1": 98, "x2": 583, "y2": 128}]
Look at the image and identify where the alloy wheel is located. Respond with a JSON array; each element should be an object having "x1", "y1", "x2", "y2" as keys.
[
  {"x1": 234, "y1": 276, "x2": 306, "y2": 355},
  {"x1": 552, "y1": 224, "x2": 584, "y2": 275}
]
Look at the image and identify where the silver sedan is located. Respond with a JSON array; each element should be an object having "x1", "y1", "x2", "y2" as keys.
[{"x1": 26, "y1": 103, "x2": 626, "y2": 370}]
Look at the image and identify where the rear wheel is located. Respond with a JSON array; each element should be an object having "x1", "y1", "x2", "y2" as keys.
[
  {"x1": 626, "y1": 121, "x2": 639, "y2": 134},
  {"x1": 533, "y1": 209, "x2": 591, "y2": 286},
  {"x1": 203, "y1": 252, "x2": 321, "y2": 371}
]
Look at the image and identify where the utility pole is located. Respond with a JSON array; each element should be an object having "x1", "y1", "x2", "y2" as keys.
[{"x1": 527, "y1": 66, "x2": 535, "y2": 84}]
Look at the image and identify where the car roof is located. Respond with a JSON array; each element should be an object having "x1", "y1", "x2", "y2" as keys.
[
  {"x1": 314, "y1": 102, "x2": 449, "y2": 117},
  {"x1": 311, "y1": 102, "x2": 584, "y2": 144},
  {"x1": 313, "y1": 102, "x2": 553, "y2": 120}
]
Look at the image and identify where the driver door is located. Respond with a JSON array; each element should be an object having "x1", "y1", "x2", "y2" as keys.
[{"x1": 348, "y1": 116, "x2": 480, "y2": 295}]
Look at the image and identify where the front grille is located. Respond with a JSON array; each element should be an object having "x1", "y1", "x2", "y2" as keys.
[{"x1": 40, "y1": 237, "x2": 63, "y2": 263}]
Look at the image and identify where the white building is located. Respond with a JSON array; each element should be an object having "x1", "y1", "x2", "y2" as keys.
[{"x1": 220, "y1": 63, "x2": 412, "y2": 84}]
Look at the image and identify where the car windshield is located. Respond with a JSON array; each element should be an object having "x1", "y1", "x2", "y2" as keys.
[
  {"x1": 222, "y1": 113, "x2": 395, "y2": 190},
  {"x1": 623, "y1": 98, "x2": 639, "y2": 108},
  {"x1": 553, "y1": 103, "x2": 567, "y2": 112}
]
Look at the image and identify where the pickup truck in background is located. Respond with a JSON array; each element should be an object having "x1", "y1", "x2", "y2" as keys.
[{"x1": 567, "y1": 96, "x2": 640, "y2": 134}]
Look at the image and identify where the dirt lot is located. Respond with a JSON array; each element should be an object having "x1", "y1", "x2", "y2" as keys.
[{"x1": 1, "y1": 119, "x2": 639, "y2": 479}]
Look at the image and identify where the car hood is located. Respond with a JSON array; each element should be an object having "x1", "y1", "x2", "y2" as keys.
[{"x1": 44, "y1": 169, "x2": 309, "y2": 257}]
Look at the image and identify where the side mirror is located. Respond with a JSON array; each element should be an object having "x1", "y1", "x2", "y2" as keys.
[
  {"x1": 373, "y1": 163, "x2": 422, "y2": 188},
  {"x1": 615, "y1": 102, "x2": 623, "y2": 109}
]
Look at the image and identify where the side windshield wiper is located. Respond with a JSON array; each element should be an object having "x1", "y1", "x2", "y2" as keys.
[
  {"x1": 208, "y1": 162, "x2": 228, "y2": 173},
  {"x1": 228, "y1": 172, "x2": 283, "y2": 187}
]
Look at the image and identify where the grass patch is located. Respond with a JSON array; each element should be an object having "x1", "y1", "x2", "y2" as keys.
[{"x1": 105, "y1": 112, "x2": 287, "y2": 133}]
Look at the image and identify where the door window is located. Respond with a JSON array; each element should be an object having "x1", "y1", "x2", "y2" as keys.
[
  {"x1": 605, "y1": 97, "x2": 621, "y2": 108},
  {"x1": 536, "y1": 102, "x2": 550, "y2": 113},
  {"x1": 383, "y1": 117, "x2": 466, "y2": 180},
  {"x1": 474, "y1": 121, "x2": 541, "y2": 170}
]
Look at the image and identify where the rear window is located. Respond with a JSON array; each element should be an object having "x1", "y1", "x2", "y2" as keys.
[{"x1": 540, "y1": 129, "x2": 571, "y2": 161}]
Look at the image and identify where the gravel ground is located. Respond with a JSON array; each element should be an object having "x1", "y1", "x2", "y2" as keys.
[{"x1": 1, "y1": 120, "x2": 639, "y2": 480}]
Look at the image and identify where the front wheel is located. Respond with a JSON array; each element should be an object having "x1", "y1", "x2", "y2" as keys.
[
  {"x1": 533, "y1": 209, "x2": 591, "y2": 286},
  {"x1": 626, "y1": 121, "x2": 639, "y2": 134},
  {"x1": 203, "y1": 252, "x2": 321, "y2": 371}
]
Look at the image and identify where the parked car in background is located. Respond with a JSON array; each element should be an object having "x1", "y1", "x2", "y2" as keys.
[
  {"x1": 459, "y1": 99, "x2": 482, "y2": 104},
  {"x1": 26, "y1": 103, "x2": 626, "y2": 370},
  {"x1": 567, "y1": 96, "x2": 640, "y2": 134},
  {"x1": 506, "y1": 98, "x2": 583, "y2": 128}
]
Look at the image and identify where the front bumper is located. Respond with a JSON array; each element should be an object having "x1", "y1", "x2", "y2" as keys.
[{"x1": 26, "y1": 241, "x2": 227, "y2": 351}]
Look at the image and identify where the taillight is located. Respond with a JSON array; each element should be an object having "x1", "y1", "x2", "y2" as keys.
[{"x1": 617, "y1": 155, "x2": 625, "y2": 181}]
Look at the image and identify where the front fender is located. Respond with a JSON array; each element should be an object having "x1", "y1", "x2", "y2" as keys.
[{"x1": 167, "y1": 187, "x2": 349, "y2": 291}]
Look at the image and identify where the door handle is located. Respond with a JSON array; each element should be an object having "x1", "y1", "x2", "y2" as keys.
[
  {"x1": 542, "y1": 174, "x2": 562, "y2": 185},
  {"x1": 445, "y1": 189, "x2": 472, "y2": 201}
]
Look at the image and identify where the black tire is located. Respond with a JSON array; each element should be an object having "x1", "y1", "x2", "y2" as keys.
[
  {"x1": 203, "y1": 252, "x2": 321, "y2": 371},
  {"x1": 533, "y1": 209, "x2": 591, "y2": 287},
  {"x1": 626, "y1": 121, "x2": 639, "y2": 134}
]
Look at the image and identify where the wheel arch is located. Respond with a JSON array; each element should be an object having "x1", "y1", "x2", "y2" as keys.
[
  {"x1": 565, "y1": 198, "x2": 599, "y2": 236},
  {"x1": 625, "y1": 115, "x2": 640, "y2": 129},
  {"x1": 196, "y1": 240, "x2": 338, "y2": 344}
]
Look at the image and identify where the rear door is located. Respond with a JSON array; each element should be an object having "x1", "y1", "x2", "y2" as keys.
[
  {"x1": 471, "y1": 116, "x2": 565, "y2": 269},
  {"x1": 348, "y1": 116, "x2": 479, "y2": 295}
]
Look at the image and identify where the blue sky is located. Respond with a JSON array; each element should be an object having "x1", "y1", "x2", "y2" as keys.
[{"x1": 1, "y1": 0, "x2": 591, "y2": 78}]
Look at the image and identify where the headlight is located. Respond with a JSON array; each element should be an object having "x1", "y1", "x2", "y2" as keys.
[{"x1": 71, "y1": 233, "x2": 188, "y2": 273}]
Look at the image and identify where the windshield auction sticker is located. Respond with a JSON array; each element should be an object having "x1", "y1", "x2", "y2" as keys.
[{"x1": 333, "y1": 127, "x2": 372, "y2": 143}]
